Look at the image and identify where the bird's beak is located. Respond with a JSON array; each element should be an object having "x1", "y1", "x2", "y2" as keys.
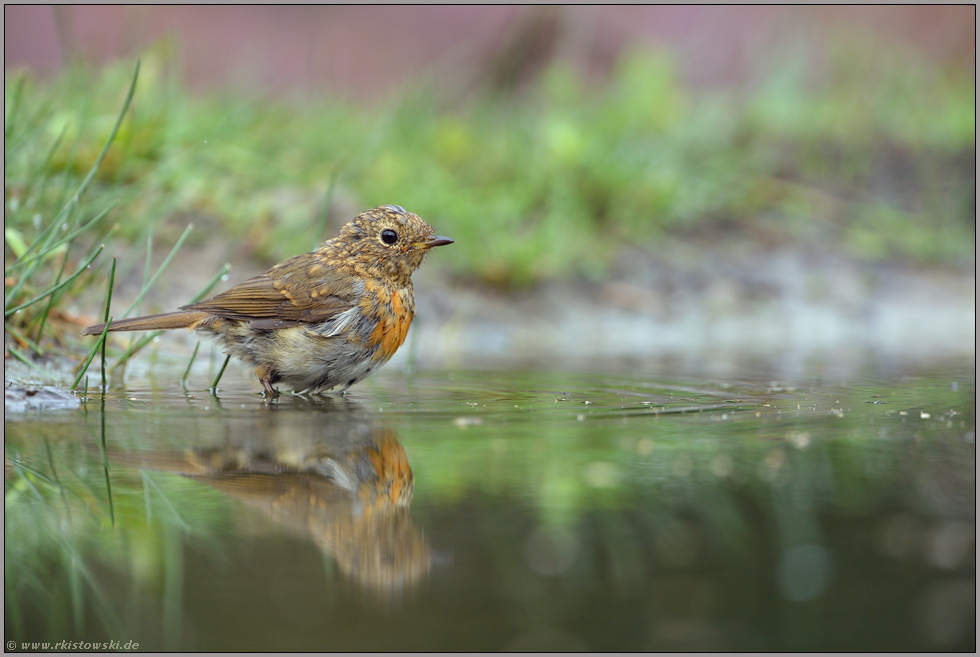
[{"x1": 418, "y1": 236, "x2": 454, "y2": 249}]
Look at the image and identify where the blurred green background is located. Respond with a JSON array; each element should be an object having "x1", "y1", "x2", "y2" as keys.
[{"x1": 3, "y1": 6, "x2": 976, "y2": 368}]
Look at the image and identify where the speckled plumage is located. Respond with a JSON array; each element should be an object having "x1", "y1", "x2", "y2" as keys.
[{"x1": 83, "y1": 205, "x2": 453, "y2": 397}]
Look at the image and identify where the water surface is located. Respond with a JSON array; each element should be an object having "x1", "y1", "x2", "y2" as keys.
[{"x1": 5, "y1": 364, "x2": 975, "y2": 651}]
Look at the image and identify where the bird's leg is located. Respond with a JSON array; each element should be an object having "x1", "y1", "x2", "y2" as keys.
[{"x1": 256, "y1": 366, "x2": 279, "y2": 400}]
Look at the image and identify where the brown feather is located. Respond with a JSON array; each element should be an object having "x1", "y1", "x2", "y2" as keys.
[
  {"x1": 180, "y1": 260, "x2": 354, "y2": 325},
  {"x1": 180, "y1": 275, "x2": 288, "y2": 319},
  {"x1": 81, "y1": 311, "x2": 210, "y2": 335}
]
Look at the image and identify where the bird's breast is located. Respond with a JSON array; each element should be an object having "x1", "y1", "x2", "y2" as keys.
[{"x1": 361, "y1": 280, "x2": 415, "y2": 361}]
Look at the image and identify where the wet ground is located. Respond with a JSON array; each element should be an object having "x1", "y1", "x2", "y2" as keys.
[{"x1": 4, "y1": 363, "x2": 976, "y2": 651}]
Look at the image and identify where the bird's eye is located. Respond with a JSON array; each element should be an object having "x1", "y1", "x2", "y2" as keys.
[{"x1": 381, "y1": 229, "x2": 399, "y2": 245}]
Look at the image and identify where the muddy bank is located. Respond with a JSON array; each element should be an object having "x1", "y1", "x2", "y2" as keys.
[{"x1": 407, "y1": 243, "x2": 975, "y2": 377}]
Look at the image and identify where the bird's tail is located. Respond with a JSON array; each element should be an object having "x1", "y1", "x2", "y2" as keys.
[{"x1": 82, "y1": 311, "x2": 210, "y2": 336}]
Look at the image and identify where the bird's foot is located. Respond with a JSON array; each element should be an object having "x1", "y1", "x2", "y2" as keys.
[{"x1": 260, "y1": 379, "x2": 279, "y2": 402}]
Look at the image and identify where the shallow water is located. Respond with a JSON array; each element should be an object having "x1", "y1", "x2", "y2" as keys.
[{"x1": 5, "y1": 364, "x2": 976, "y2": 651}]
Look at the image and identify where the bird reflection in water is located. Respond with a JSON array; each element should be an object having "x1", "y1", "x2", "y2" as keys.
[{"x1": 114, "y1": 413, "x2": 429, "y2": 602}]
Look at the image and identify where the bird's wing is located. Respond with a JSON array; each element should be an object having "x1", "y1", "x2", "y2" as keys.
[{"x1": 180, "y1": 254, "x2": 354, "y2": 328}]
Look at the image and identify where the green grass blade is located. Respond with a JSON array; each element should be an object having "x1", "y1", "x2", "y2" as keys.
[
  {"x1": 5, "y1": 323, "x2": 43, "y2": 356},
  {"x1": 209, "y1": 354, "x2": 231, "y2": 394},
  {"x1": 6, "y1": 201, "x2": 116, "y2": 275},
  {"x1": 99, "y1": 256, "x2": 116, "y2": 393},
  {"x1": 187, "y1": 263, "x2": 231, "y2": 304},
  {"x1": 4, "y1": 244, "x2": 104, "y2": 317},
  {"x1": 65, "y1": 544, "x2": 125, "y2": 635},
  {"x1": 4, "y1": 74, "x2": 25, "y2": 138},
  {"x1": 181, "y1": 341, "x2": 201, "y2": 387},
  {"x1": 121, "y1": 223, "x2": 193, "y2": 318},
  {"x1": 101, "y1": 256, "x2": 116, "y2": 324},
  {"x1": 4, "y1": 245, "x2": 47, "y2": 311},
  {"x1": 108, "y1": 262, "x2": 230, "y2": 372},
  {"x1": 67, "y1": 60, "x2": 140, "y2": 223},
  {"x1": 8, "y1": 211, "x2": 113, "y2": 309},
  {"x1": 7, "y1": 59, "x2": 137, "y2": 276},
  {"x1": 7, "y1": 346, "x2": 46, "y2": 375},
  {"x1": 141, "y1": 471, "x2": 190, "y2": 531},
  {"x1": 43, "y1": 439, "x2": 75, "y2": 520},
  {"x1": 139, "y1": 227, "x2": 154, "y2": 314},
  {"x1": 64, "y1": 222, "x2": 119, "y2": 293},
  {"x1": 70, "y1": 317, "x2": 111, "y2": 391},
  {"x1": 3, "y1": 105, "x2": 54, "y2": 160},
  {"x1": 106, "y1": 330, "x2": 162, "y2": 374},
  {"x1": 8, "y1": 458, "x2": 61, "y2": 488},
  {"x1": 33, "y1": 248, "x2": 71, "y2": 345},
  {"x1": 98, "y1": 393, "x2": 114, "y2": 527},
  {"x1": 18, "y1": 122, "x2": 68, "y2": 210},
  {"x1": 71, "y1": 255, "x2": 115, "y2": 391},
  {"x1": 125, "y1": 227, "x2": 156, "y2": 354},
  {"x1": 8, "y1": 460, "x2": 46, "y2": 500}
]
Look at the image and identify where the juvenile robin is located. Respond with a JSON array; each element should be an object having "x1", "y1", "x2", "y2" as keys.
[{"x1": 83, "y1": 205, "x2": 453, "y2": 397}]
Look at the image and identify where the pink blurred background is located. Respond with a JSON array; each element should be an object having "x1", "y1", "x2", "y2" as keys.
[{"x1": 5, "y1": 5, "x2": 975, "y2": 99}]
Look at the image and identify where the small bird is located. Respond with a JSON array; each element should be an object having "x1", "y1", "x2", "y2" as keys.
[{"x1": 83, "y1": 205, "x2": 453, "y2": 397}]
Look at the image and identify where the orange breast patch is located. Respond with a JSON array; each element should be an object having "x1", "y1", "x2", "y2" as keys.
[{"x1": 368, "y1": 288, "x2": 413, "y2": 360}]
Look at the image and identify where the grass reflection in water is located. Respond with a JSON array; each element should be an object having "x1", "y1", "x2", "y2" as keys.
[{"x1": 4, "y1": 367, "x2": 975, "y2": 651}]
